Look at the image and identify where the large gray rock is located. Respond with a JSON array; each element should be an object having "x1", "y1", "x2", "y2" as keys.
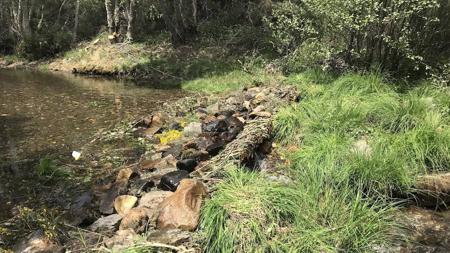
[{"x1": 88, "y1": 214, "x2": 122, "y2": 232}]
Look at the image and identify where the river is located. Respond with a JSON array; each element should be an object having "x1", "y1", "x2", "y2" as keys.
[{"x1": 0, "y1": 69, "x2": 186, "y2": 221}]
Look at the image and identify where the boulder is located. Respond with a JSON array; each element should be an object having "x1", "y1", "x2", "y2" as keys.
[
  {"x1": 114, "y1": 195, "x2": 138, "y2": 216},
  {"x1": 176, "y1": 159, "x2": 198, "y2": 173},
  {"x1": 183, "y1": 122, "x2": 202, "y2": 137},
  {"x1": 119, "y1": 207, "x2": 152, "y2": 233},
  {"x1": 158, "y1": 170, "x2": 190, "y2": 192},
  {"x1": 68, "y1": 191, "x2": 94, "y2": 226},
  {"x1": 157, "y1": 179, "x2": 207, "y2": 231},
  {"x1": 88, "y1": 214, "x2": 122, "y2": 232}
]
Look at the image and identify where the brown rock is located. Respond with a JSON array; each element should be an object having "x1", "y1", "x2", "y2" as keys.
[
  {"x1": 138, "y1": 191, "x2": 172, "y2": 210},
  {"x1": 119, "y1": 207, "x2": 152, "y2": 233},
  {"x1": 157, "y1": 179, "x2": 207, "y2": 231},
  {"x1": 114, "y1": 195, "x2": 138, "y2": 216}
]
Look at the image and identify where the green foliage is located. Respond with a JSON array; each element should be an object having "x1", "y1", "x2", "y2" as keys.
[
  {"x1": 277, "y1": 71, "x2": 450, "y2": 194},
  {"x1": 37, "y1": 158, "x2": 69, "y2": 178},
  {"x1": 200, "y1": 168, "x2": 396, "y2": 253}
]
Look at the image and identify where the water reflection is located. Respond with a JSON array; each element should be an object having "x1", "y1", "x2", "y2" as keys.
[{"x1": 0, "y1": 69, "x2": 186, "y2": 162}]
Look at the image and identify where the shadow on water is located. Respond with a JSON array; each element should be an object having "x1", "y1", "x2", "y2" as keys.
[{"x1": 0, "y1": 69, "x2": 186, "y2": 223}]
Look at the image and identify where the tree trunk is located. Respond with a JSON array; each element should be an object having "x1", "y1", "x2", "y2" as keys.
[
  {"x1": 105, "y1": 0, "x2": 115, "y2": 34},
  {"x1": 73, "y1": 0, "x2": 79, "y2": 42},
  {"x1": 126, "y1": 0, "x2": 135, "y2": 41}
]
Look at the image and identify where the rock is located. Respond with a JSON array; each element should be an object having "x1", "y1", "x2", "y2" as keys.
[
  {"x1": 119, "y1": 207, "x2": 152, "y2": 233},
  {"x1": 203, "y1": 120, "x2": 228, "y2": 133},
  {"x1": 13, "y1": 230, "x2": 63, "y2": 253},
  {"x1": 138, "y1": 191, "x2": 172, "y2": 210},
  {"x1": 104, "y1": 229, "x2": 138, "y2": 250},
  {"x1": 206, "y1": 103, "x2": 220, "y2": 115},
  {"x1": 100, "y1": 182, "x2": 129, "y2": 214},
  {"x1": 158, "y1": 170, "x2": 190, "y2": 192},
  {"x1": 176, "y1": 159, "x2": 198, "y2": 173},
  {"x1": 252, "y1": 105, "x2": 265, "y2": 113},
  {"x1": 162, "y1": 144, "x2": 183, "y2": 159},
  {"x1": 205, "y1": 139, "x2": 226, "y2": 156},
  {"x1": 116, "y1": 167, "x2": 135, "y2": 183},
  {"x1": 140, "y1": 155, "x2": 177, "y2": 171},
  {"x1": 181, "y1": 149, "x2": 209, "y2": 161},
  {"x1": 157, "y1": 179, "x2": 207, "y2": 231},
  {"x1": 147, "y1": 229, "x2": 191, "y2": 246},
  {"x1": 127, "y1": 178, "x2": 154, "y2": 197},
  {"x1": 143, "y1": 126, "x2": 162, "y2": 136},
  {"x1": 68, "y1": 191, "x2": 94, "y2": 226},
  {"x1": 114, "y1": 195, "x2": 138, "y2": 216},
  {"x1": 169, "y1": 122, "x2": 182, "y2": 131},
  {"x1": 249, "y1": 111, "x2": 272, "y2": 118},
  {"x1": 252, "y1": 92, "x2": 266, "y2": 105},
  {"x1": 88, "y1": 214, "x2": 122, "y2": 232},
  {"x1": 243, "y1": 100, "x2": 251, "y2": 110},
  {"x1": 183, "y1": 122, "x2": 202, "y2": 137}
]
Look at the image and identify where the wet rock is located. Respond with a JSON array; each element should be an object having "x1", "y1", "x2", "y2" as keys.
[
  {"x1": 157, "y1": 179, "x2": 207, "y2": 231},
  {"x1": 138, "y1": 191, "x2": 172, "y2": 210},
  {"x1": 203, "y1": 119, "x2": 228, "y2": 133},
  {"x1": 13, "y1": 229, "x2": 63, "y2": 253},
  {"x1": 88, "y1": 214, "x2": 122, "y2": 232},
  {"x1": 119, "y1": 207, "x2": 151, "y2": 233},
  {"x1": 176, "y1": 159, "x2": 198, "y2": 173},
  {"x1": 158, "y1": 170, "x2": 190, "y2": 192},
  {"x1": 114, "y1": 195, "x2": 138, "y2": 216},
  {"x1": 183, "y1": 122, "x2": 202, "y2": 137},
  {"x1": 147, "y1": 229, "x2": 191, "y2": 246}
]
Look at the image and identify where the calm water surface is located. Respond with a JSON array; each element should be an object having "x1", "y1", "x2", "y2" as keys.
[{"x1": 0, "y1": 69, "x2": 185, "y2": 163}]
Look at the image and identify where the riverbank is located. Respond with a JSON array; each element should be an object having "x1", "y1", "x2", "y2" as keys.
[{"x1": 1, "y1": 38, "x2": 449, "y2": 252}]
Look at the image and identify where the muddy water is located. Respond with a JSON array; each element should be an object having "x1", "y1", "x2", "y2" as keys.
[{"x1": 0, "y1": 69, "x2": 185, "y2": 221}]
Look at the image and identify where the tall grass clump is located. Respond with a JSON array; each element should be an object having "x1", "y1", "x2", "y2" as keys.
[{"x1": 200, "y1": 168, "x2": 396, "y2": 253}]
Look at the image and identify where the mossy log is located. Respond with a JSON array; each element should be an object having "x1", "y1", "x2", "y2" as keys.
[{"x1": 195, "y1": 117, "x2": 272, "y2": 178}]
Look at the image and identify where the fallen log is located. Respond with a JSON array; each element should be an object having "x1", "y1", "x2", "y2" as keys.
[
  {"x1": 413, "y1": 173, "x2": 450, "y2": 207},
  {"x1": 194, "y1": 117, "x2": 272, "y2": 178}
]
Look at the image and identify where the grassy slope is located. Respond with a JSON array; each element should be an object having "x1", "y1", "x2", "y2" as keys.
[
  {"x1": 200, "y1": 71, "x2": 450, "y2": 252},
  {"x1": 48, "y1": 33, "x2": 282, "y2": 93}
]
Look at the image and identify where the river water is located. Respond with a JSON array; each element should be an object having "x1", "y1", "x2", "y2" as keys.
[
  {"x1": 0, "y1": 69, "x2": 186, "y2": 221},
  {"x1": 0, "y1": 69, "x2": 185, "y2": 163}
]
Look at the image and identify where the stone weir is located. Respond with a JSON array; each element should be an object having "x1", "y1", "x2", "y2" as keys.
[{"x1": 62, "y1": 84, "x2": 300, "y2": 251}]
